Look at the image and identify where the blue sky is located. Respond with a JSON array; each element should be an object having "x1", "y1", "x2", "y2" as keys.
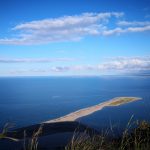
[{"x1": 0, "y1": 0, "x2": 150, "y2": 76}]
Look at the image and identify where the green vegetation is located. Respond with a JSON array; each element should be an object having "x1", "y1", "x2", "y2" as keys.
[
  {"x1": 108, "y1": 97, "x2": 141, "y2": 106},
  {"x1": 0, "y1": 123, "x2": 19, "y2": 142}
]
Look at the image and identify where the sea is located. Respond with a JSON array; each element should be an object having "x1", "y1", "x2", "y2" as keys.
[{"x1": 0, "y1": 76, "x2": 150, "y2": 132}]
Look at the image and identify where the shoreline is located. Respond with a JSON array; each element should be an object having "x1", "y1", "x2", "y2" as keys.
[{"x1": 44, "y1": 97, "x2": 142, "y2": 124}]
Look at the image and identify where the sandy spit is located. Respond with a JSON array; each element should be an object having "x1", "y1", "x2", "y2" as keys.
[{"x1": 44, "y1": 97, "x2": 141, "y2": 124}]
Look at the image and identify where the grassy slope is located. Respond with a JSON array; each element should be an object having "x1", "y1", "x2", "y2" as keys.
[{"x1": 65, "y1": 120, "x2": 150, "y2": 150}]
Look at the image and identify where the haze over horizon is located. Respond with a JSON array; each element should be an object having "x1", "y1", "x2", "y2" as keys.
[{"x1": 0, "y1": 0, "x2": 150, "y2": 76}]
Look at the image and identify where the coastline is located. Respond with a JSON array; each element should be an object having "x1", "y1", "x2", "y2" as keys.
[
  {"x1": 3, "y1": 96, "x2": 142, "y2": 149},
  {"x1": 44, "y1": 97, "x2": 142, "y2": 124}
]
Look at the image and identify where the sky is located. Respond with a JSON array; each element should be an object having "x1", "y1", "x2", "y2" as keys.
[{"x1": 0, "y1": 0, "x2": 150, "y2": 76}]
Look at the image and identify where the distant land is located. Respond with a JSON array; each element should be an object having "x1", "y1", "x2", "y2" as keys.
[{"x1": 45, "y1": 97, "x2": 142, "y2": 123}]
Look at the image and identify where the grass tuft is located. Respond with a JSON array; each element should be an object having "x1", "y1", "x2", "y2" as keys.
[
  {"x1": 65, "y1": 119, "x2": 150, "y2": 150},
  {"x1": 24, "y1": 124, "x2": 43, "y2": 150}
]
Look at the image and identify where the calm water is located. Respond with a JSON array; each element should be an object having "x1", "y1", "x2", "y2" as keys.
[{"x1": 0, "y1": 76, "x2": 150, "y2": 131}]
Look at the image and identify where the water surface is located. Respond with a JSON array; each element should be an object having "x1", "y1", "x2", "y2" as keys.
[{"x1": 0, "y1": 76, "x2": 150, "y2": 130}]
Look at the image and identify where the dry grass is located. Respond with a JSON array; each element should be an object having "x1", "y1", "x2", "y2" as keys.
[
  {"x1": 1, "y1": 119, "x2": 150, "y2": 150},
  {"x1": 65, "y1": 129, "x2": 109, "y2": 150},
  {"x1": 65, "y1": 118, "x2": 150, "y2": 150},
  {"x1": 0, "y1": 123, "x2": 43, "y2": 150},
  {"x1": 24, "y1": 124, "x2": 43, "y2": 150},
  {"x1": 0, "y1": 123, "x2": 19, "y2": 142}
]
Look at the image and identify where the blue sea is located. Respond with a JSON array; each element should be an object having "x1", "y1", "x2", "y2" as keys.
[{"x1": 0, "y1": 76, "x2": 150, "y2": 131}]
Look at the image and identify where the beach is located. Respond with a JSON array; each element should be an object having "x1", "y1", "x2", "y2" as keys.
[{"x1": 45, "y1": 97, "x2": 141, "y2": 123}]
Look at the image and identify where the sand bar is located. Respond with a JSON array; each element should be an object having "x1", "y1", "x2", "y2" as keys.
[{"x1": 44, "y1": 97, "x2": 141, "y2": 123}]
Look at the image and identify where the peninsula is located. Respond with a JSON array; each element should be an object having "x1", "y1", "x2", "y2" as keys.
[{"x1": 45, "y1": 97, "x2": 141, "y2": 124}]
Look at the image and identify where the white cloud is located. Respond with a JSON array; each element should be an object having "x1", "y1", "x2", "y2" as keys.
[
  {"x1": 1, "y1": 12, "x2": 150, "y2": 45},
  {"x1": 117, "y1": 21, "x2": 150, "y2": 26},
  {"x1": 8, "y1": 56, "x2": 150, "y2": 75},
  {"x1": 13, "y1": 12, "x2": 123, "y2": 31},
  {"x1": 49, "y1": 56, "x2": 150, "y2": 73},
  {"x1": 98, "y1": 56, "x2": 150, "y2": 71},
  {"x1": 50, "y1": 66, "x2": 70, "y2": 72},
  {"x1": 0, "y1": 12, "x2": 124, "y2": 45},
  {"x1": 0, "y1": 57, "x2": 75, "y2": 63},
  {"x1": 102, "y1": 25, "x2": 150, "y2": 36}
]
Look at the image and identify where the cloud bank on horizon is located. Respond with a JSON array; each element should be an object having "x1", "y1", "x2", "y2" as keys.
[
  {"x1": 2, "y1": 56, "x2": 150, "y2": 75},
  {"x1": 0, "y1": 12, "x2": 150, "y2": 45}
]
